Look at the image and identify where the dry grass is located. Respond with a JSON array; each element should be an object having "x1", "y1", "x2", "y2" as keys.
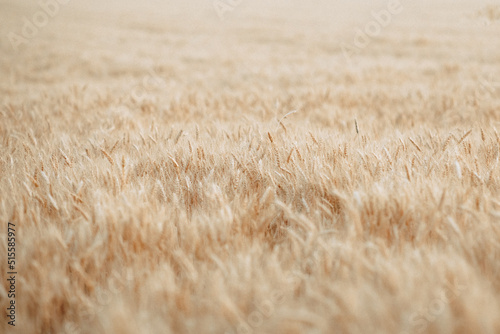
[{"x1": 1, "y1": 0, "x2": 500, "y2": 333}]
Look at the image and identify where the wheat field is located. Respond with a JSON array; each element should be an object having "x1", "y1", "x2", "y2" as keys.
[{"x1": 1, "y1": 0, "x2": 500, "y2": 333}]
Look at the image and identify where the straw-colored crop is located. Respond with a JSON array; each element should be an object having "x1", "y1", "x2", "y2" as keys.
[{"x1": 1, "y1": 0, "x2": 500, "y2": 333}]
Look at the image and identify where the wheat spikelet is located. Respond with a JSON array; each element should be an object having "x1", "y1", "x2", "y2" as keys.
[
  {"x1": 457, "y1": 129, "x2": 473, "y2": 145},
  {"x1": 404, "y1": 164, "x2": 411, "y2": 181},
  {"x1": 174, "y1": 130, "x2": 184, "y2": 144},
  {"x1": 408, "y1": 138, "x2": 422, "y2": 152},
  {"x1": 168, "y1": 155, "x2": 179, "y2": 169},
  {"x1": 309, "y1": 132, "x2": 319, "y2": 146},
  {"x1": 100, "y1": 148, "x2": 114, "y2": 165},
  {"x1": 442, "y1": 134, "x2": 453, "y2": 151},
  {"x1": 267, "y1": 132, "x2": 274, "y2": 144},
  {"x1": 286, "y1": 148, "x2": 295, "y2": 164}
]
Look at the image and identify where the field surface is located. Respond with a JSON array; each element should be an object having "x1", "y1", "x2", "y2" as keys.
[{"x1": 1, "y1": 0, "x2": 500, "y2": 333}]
